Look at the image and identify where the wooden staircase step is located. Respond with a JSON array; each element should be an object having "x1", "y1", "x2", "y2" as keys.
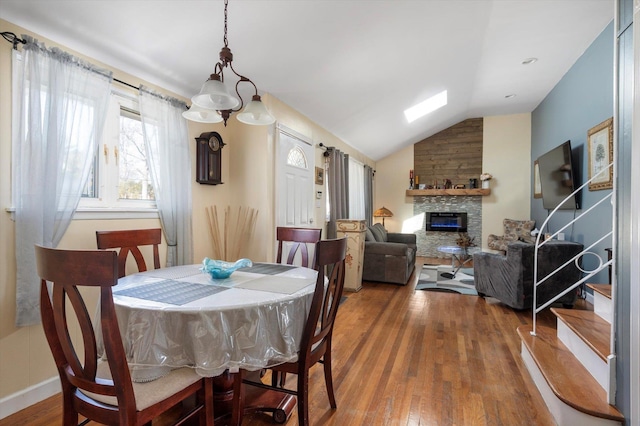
[
  {"x1": 517, "y1": 325, "x2": 624, "y2": 422},
  {"x1": 551, "y1": 308, "x2": 610, "y2": 362},
  {"x1": 587, "y1": 283, "x2": 612, "y2": 299}
]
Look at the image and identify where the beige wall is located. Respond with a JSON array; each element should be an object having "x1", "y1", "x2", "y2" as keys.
[
  {"x1": 374, "y1": 145, "x2": 414, "y2": 233},
  {"x1": 374, "y1": 113, "x2": 532, "y2": 249},
  {"x1": 482, "y1": 113, "x2": 532, "y2": 250},
  {"x1": 0, "y1": 18, "x2": 373, "y2": 414}
]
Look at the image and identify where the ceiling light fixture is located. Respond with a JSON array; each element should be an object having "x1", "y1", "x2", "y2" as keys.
[
  {"x1": 505, "y1": 94, "x2": 516, "y2": 99},
  {"x1": 522, "y1": 57, "x2": 538, "y2": 65},
  {"x1": 404, "y1": 90, "x2": 448, "y2": 123},
  {"x1": 183, "y1": 0, "x2": 275, "y2": 126}
]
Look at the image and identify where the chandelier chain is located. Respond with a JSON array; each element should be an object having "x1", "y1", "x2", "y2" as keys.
[
  {"x1": 223, "y1": 0, "x2": 229, "y2": 48},
  {"x1": 187, "y1": 0, "x2": 274, "y2": 125}
]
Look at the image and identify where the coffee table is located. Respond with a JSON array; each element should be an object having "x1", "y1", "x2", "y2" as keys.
[{"x1": 437, "y1": 245, "x2": 474, "y2": 279}]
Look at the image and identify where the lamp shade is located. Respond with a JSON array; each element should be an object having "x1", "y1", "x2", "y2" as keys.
[
  {"x1": 373, "y1": 207, "x2": 393, "y2": 218},
  {"x1": 236, "y1": 96, "x2": 275, "y2": 125},
  {"x1": 182, "y1": 104, "x2": 223, "y2": 123},
  {"x1": 191, "y1": 77, "x2": 240, "y2": 111}
]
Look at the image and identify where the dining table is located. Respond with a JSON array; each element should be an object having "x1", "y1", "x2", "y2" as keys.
[{"x1": 96, "y1": 261, "x2": 319, "y2": 425}]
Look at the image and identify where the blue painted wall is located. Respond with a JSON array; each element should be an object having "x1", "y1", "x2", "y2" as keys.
[{"x1": 531, "y1": 21, "x2": 614, "y2": 285}]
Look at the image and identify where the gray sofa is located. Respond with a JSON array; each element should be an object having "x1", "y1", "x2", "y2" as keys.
[
  {"x1": 473, "y1": 240, "x2": 583, "y2": 310},
  {"x1": 362, "y1": 223, "x2": 417, "y2": 285}
]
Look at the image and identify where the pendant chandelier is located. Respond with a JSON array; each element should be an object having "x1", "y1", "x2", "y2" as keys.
[{"x1": 182, "y1": 0, "x2": 275, "y2": 126}]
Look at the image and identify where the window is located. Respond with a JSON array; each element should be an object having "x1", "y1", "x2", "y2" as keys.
[
  {"x1": 286, "y1": 146, "x2": 308, "y2": 169},
  {"x1": 117, "y1": 107, "x2": 154, "y2": 200},
  {"x1": 79, "y1": 91, "x2": 156, "y2": 216}
]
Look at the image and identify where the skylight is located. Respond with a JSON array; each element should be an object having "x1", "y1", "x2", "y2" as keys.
[{"x1": 404, "y1": 90, "x2": 447, "y2": 123}]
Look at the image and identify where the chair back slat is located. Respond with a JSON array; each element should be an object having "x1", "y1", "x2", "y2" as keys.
[
  {"x1": 36, "y1": 244, "x2": 213, "y2": 426},
  {"x1": 299, "y1": 237, "x2": 346, "y2": 364},
  {"x1": 96, "y1": 228, "x2": 161, "y2": 278},
  {"x1": 35, "y1": 246, "x2": 134, "y2": 414},
  {"x1": 276, "y1": 227, "x2": 322, "y2": 268}
]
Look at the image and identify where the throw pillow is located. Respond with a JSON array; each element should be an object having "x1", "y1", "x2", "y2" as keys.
[
  {"x1": 503, "y1": 219, "x2": 535, "y2": 240},
  {"x1": 370, "y1": 223, "x2": 387, "y2": 242},
  {"x1": 365, "y1": 228, "x2": 375, "y2": 242}
]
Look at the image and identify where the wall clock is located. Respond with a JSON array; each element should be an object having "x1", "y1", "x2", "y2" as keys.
[{"x1": 195, "y1": 131, "x2": 225, "y2": 185}]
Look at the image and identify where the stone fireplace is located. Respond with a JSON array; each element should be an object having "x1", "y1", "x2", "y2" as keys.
[{"x1": 414, "y1": 195, "x2": 482, "y2": 258}]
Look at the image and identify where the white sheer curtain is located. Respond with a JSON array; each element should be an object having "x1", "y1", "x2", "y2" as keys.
[
  {"x1": 348, "y1": 157, "x2": 365, "y2": 220},
  {"x1": 12, "y1": 36, "x2": 112, "y2": 326},
  {"x1": 138, "y1": 86, "x2": 193, "y2": 267}
]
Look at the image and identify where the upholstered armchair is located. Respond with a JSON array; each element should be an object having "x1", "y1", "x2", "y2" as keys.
[
  {"x1": 473, "y1": 240, "x2": 583, "y2": 310},
  {"x1": 487, "y1": 218, "x2": 536, "y2": 252},
  {"x1": 362, "y1": 223, "x2": 417, "y2": 285}
]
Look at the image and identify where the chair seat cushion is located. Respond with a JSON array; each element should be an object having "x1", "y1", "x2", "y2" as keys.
[{"x1": 79, "y1": 360, "x2": 202, "y2": 411}]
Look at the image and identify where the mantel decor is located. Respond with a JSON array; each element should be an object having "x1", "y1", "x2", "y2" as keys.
[
  {"x1": 406, "y1": 188, "x2": 490, "y2": 196},
  {"x1": 196, "y1": 131, "x2": 225, "y2": 185}
]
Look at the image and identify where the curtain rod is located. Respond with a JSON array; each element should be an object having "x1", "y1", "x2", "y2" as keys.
[
  {"x1": 114, "y1": 78, "x2": 138, "y2": 90},
  {"x1": 2, "y1": 31, "x2": 139, "y2": 92},
  {"x1": 1, "y1": 31, "x2": 25, "y2": 49}
]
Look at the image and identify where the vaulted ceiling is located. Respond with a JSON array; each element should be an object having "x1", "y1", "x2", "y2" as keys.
[{"x1": 0, "y1": 0, "x2": 613, "y2": 160}]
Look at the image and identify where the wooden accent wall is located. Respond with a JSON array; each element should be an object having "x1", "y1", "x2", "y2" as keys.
[{"x1": 413, "y1": 118, "x2": 483, "y2": 188}]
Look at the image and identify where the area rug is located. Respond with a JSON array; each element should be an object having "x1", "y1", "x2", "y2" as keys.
[{"x1": 416, "y1": 265, "x2": 477, "y2": 295}]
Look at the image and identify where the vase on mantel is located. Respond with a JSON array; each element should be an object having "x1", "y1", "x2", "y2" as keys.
[{"x1": 481, "y1": 180, "x2": 490, "y2": 189}]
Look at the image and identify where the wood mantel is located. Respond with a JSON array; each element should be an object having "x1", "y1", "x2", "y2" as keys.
[{"x1": 406, "y1": 188, "x2": 490, "y2": 196}]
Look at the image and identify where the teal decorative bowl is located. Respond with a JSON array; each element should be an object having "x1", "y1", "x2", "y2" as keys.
[{"x1": 201, "y1": 258, "x2": 252, "y2": 279}]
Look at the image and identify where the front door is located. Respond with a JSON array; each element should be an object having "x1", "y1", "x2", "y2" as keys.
[{"x1": 276, "y1": 125, "x2": 315, "y2": 228}]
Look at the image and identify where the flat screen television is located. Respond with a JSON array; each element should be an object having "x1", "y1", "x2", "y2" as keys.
[{"x1": 537, "y1": 140, "x2": 579, "y2": 210}]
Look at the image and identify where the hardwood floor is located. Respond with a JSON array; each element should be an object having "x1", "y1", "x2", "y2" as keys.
[{"x1": 1, "y1": 257, "x2": 574, "y2": 426}]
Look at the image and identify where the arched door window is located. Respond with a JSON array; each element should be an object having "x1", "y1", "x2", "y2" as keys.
[{"x1": 287, "y1": 146, "x2": 308, "y2": 169}]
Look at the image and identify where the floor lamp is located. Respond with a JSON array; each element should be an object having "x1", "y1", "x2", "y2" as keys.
[{"x1": 373, "y1": 207, "x2": 393, "y2": 226}]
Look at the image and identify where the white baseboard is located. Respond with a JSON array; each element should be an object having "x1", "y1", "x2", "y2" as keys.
[
  {"x1": 586, "y1": 291, "x2": 594, "y2": 306},
  {"x1": 0, "y1": 376, "x2": 60, "y2": 420}
]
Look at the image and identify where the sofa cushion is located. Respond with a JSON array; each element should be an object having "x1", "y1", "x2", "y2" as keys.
[
  {"x1": 365, "y1": 228, "x2": 375, "y2": 242},
  {"x1": 362, "y1": 228, "x2": 416, "y2": 285},
  {"x1": 370, "y1": 223, "x2": 387, "y2": 242}
]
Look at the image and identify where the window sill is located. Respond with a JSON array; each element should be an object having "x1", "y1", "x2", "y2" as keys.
[{"x1": 5, "y1": 207, "x2": 159, "y2": 221}]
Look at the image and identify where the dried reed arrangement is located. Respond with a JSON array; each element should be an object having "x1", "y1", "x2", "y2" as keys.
[{"x1": 206, "y1": 205, "x2": 259, "y2": 261}]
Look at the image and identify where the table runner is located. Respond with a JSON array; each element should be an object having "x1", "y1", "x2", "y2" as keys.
[
  {"x1": 233, "y1": 275, "x2": 315, "y2": 294},
  {"x1": 113, "y1": 279, "x2": 228, "y2": 305},
  {"x1": 238, "y1": 262, "x2": 298, "y2": 275}
]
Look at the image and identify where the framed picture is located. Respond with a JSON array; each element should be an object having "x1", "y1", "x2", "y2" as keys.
[
  {"x1": 587, "y1": 117, "x2": 613, "y2": 191},
  {"x1": 533, "y1": 160, "x2": 542, "y2": 198},
  {"x1": 315, "y1": 166, "x2": 324, "y2": 185}
]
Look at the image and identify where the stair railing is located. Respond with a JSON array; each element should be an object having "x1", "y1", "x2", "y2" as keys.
[{"x1": 531, "y1": 161, "x2": 614, "y2": 337}]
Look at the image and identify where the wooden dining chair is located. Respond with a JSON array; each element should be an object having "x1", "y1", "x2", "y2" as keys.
[
  {"x1": 242, "y1": 237, "x2": 347, "y2": 426},
  {"x1": 276, "y1": 227, "x2": 322, "y2": 269},
  {"x1": 96, "y1": 228, "x2": 161, "y2": 278},
  {"x1": 35, "y1": 245, "x2": 214, "y2": 426}
]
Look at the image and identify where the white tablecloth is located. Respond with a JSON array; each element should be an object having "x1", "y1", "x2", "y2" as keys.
[{"x1": 97, "y1": 264, "x2": 317, "y2": 382}]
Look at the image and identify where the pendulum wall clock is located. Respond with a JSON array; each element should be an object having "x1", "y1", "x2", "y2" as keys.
[{"x1": 195, "y1": 131, "x2": 225, "y2": 185}]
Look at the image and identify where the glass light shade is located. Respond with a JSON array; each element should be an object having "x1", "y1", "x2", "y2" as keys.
[
  {"x1": 182, "y1": 104, "x2": 223, "y2": 123},
  {"x1": 192, "y1": 78, "x2": 240, "y2": 110},
  {"x1": 236, "y1": 98, "x2": 275, "y2": 125}
]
